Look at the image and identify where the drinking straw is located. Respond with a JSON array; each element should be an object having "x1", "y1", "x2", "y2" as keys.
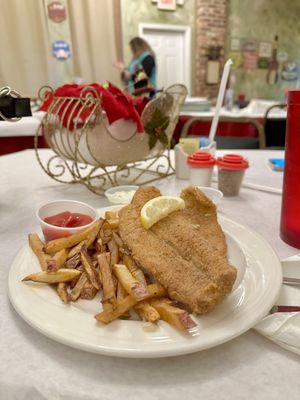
[{"x1": 208, "y1": 59, "x2": 233, "y2": 142}]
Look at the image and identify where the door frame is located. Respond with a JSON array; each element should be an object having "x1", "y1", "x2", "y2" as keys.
[{"x1": 138, "y1": 23, "x2": 191, "y2": 93}]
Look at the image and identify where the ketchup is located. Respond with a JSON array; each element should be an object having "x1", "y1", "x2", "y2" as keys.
[
  {"x1": 44, "y1": 211, "x2": 93, "y2": 228},
  {"x1": 43, "y1": 211, "x2": 93, "y2": 241}
]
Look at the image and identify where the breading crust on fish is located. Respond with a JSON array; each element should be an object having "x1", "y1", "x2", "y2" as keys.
[{"x1": 118, "y1": 186, "x2": 236, "y2": 314}]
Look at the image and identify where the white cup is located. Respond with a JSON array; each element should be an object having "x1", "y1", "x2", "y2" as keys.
[{"x1": 37, "y1": 200, "x2": 98, "y2": 242}]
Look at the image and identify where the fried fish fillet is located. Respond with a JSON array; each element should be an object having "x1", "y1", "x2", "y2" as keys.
[{"x1": 118, "y1": 186, "x2": 236, "y2": 314}]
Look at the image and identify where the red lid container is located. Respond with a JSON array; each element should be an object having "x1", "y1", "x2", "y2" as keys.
[
  {"x1": 216, "y1": 154, "x2": 249, "y2": 170},
  {"x1": 187, "y1": 151, "x2": 215, "y2": 168}
]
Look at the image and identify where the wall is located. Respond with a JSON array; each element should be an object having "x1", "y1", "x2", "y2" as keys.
[
  {"x1": 194, "y1": 0, "x2": 227, "y2": 99},
  {"x1": 121, "y1": 0, "x2": 300, "y2": 101},
  {"x1": 227, "y1": 0, "x2": 300, "y2": 101},
  {"x1": 120, "y1": 0, "x2": 196, "y2": 94}
]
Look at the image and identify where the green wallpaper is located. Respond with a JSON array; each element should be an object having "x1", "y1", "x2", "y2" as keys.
[
  {"x1": 227, "y1": 0, "x2": 300, "y2": 101},
  {"x1": 120, "y1": 0, "x2": 196, "y2": 93},
  {"x1": 121, "y1": 0, "x2": 300, "y2": 100}
]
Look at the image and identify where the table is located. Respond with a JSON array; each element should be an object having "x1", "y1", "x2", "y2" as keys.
[
  {"x1": 0, "y1": 112, "x2": 47, "y2": 156},
  {"x1": 176, "y1": 100, "x2": 287, "y2": 147},
  {"x1": 0, "y1": 149, "x2": 299, "y2": 400}
]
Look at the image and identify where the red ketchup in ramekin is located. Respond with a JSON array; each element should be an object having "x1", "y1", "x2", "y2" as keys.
[
  {"x1": 43, "y1": 211, "x2": 94, "y2": 241},
  {"x1": 37, "y1": 200, "x2": 97, "y2": 242}
]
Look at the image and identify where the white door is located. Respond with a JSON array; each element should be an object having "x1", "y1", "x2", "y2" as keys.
[{"x1": 140, "y1": 25, "x2": 190, "y2": 91}]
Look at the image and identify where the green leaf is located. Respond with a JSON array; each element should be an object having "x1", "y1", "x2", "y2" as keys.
[
  {"x1": 144, "y1": 121, "x2": 155, "y2": 132},
  {"x1": 152, "y1": 108, "x2": 161, "y2": 120},
  {"x1": 148, "y1": 134, "x2": 158, "y2": 150},
  {"x1": 144, "y1": 108, "x2": 170, "y2": 138},
  {"x1": 159, "y1": 132, "x2": 168, "y2": 145},
  {"x1": 160, "y1": 116, "x2": 170, "y2": 130}
]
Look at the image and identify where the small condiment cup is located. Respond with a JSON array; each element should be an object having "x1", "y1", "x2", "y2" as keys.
[
  {"x1": 37, "y1": 200, "x2": 98, "y2": 242},
  {"x1": 187, "y1": 151, "x2": 215, "y2": 187},
  {"x1": 216, "y1": 154, "x2": 249, "y2": 196},
  {"x1": 197, "y1": 186, "x2": 223, "y2": 206},
  {"x1": 105, "y1": 185, "x2": 139, "y2": 204}
]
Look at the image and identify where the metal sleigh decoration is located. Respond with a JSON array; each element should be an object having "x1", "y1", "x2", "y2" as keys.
[{"x1": 34, "y1": 84, "x2": 187, "y2": 195}]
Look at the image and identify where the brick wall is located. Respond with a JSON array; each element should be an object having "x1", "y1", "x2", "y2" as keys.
[{"x1": 195, "y1": 0, "x2": 228, "y2": 99}]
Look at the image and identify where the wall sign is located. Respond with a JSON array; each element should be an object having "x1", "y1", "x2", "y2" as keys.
[
  {"x1": 206, "y1": 60, "x2": 220, "y2": 85},
  {"x1": 281, "y1": 62, "x2": 298, "y2": 81},
  {"x1": 230, "y1": 38, "x2": 241, "y2": 52},
  {"x1": 277, "y1": 51, "x2": 288, "y2": 63},
  {"x1": 243, "y1": 52, "x2": 258, "y2": 70},
  {"x1": 157, "y1": 0, "x2": 176, "y2": 10},
  {"x1": 52, "y1": 40, "x2": 71, "y2": 60},
  {"x1": 257, "y1": 58, "x2": 269, "y2": 69},
  {"x1": 258, "y1": 42, "x2": 272, "y2": 58},
  {"x1": 152, "y1": 0, "x2": 183, "y2": 4},
  {"x1": 242, "y1": 39, "x2": 257, "y2": 53},
  {"x1": 47, "y1": 1, "x2": 66, "y2": 23}
]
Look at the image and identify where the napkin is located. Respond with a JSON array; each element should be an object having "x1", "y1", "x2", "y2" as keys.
[{"x1": 254, "y1": 254, "x2": 300, "y2": 355}]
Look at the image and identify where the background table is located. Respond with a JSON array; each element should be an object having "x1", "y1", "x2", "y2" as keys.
[
  {"x1": 0, "y1": 112, "x2": 47, "y2": 156},
  {"x1": 0, "y1": 149, "x2": 299, "y2": 400},
  {"x1": 176, "y1": 99, "x2": 287, "y2": 147}
]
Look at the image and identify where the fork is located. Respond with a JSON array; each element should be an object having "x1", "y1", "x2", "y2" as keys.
[{"x1": 283, "y1": 277, "x2": 300, "y2": 286}]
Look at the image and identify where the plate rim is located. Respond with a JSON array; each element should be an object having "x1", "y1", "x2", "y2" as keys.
[{"x1": 8, "y1": 210, "x2": 282, "y2": 358}]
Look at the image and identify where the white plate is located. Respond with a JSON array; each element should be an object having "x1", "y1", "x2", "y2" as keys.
[{"x1": 8, "y1": 207, "x2": 282, "y2": 358}]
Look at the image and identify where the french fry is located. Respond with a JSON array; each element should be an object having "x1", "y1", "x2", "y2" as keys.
[
  {"x1": 69, "y1": 264, "x2": 83, "y2": 288},
  {"x1": 123, "y1": 254, "x2": 147, "y2": 286},
  {"x1": 70, "y1": 272, "x2": 88, "y2": 301},
  {"x1": 57, "y1": 282, "x2": 69, "y2": 303},
  {"x1": 105, "y1": 252, "x2": 111, "y2": 266},
  {"x1": 80, "y1": 281, "x2": 98, "y2": 300},
  {"x1": 106, "y1": 252, "x2": 118, "y2": 288},
  {"x1": 108, "y1": 238, "x2": 119, "y2": 267},
  {"x1": 134, "y1": 301, "x2": 160, "y2": 323},
  {"x1": 28, "y1": 233, "x2": 51, "y2": 271},
  {"x1": 47, "y1": 248, "x2": 68, "y2": 271},
  {"x1": 116, "y1": 281, "x2": 127, "y2": 302},
  {"x1": 81, "y1": 247, "x2": 101, "y2": 290},
  {"x1": 122, "y1": 255, "x2": 158, "y2": 321},
  {"x1": 150, "y1": 298, "x2": 197, "y2": 331},
  {"x1": 98, "y1": 252, "x2": 117, "y2": 311},
  {"x1": 68, "y1": 219, "x2": 104, "y2": 259},
  {"x1": 116, "y1": 281, "x2": 130, "y2": 318},
  {"x1": 65, "y1": 253, "x2": 81, "y2": 269},
  {"x1": 95, "y1": 238, "x2": 106, "y2": 253},
  {"x1": 95, "y1": 283, "x2": 166, "y2": 324},
  {"x1": 105, "y1": 211, "x2": 118, "y2": 220},
  {"x1": 113, "y1": 264, "x2": 149, "y2": 301},
  {"x1": 22, "y1": 269, "x2": 81, "y2": 284},
  {"x1": 67, "y1": 240, "x2": 87, "y2": 260},
  {"x1": 107, "y1": 219, "x2": 119, "y2": 229},
  {"x1": 44, "y1": 219, "x2": 102, "y2": 255},
  {"x1": 98, "y1": 220, "x2": 113, "y2": 244},
  {"x1": 112, "y1": 232, "x2": 124, "y2": 249}
]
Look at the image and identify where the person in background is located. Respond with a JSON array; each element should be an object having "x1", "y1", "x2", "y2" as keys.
[{"x1": 114, "y1": 37, "x2": 157, "y2": 95}]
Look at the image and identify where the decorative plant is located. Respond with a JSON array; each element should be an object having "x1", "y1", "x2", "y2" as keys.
[{"x1": 144, "y1": 108, "x2": 170, "y2": 150}]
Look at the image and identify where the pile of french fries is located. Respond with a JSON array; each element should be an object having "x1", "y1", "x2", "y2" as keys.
[{"x1": 22, "y1": 211, "x2": 196, "y2": 331}]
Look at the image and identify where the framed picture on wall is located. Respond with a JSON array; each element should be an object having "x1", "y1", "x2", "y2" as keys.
[
  {"x1": 258, "y1": 42, "x2": 273, "y2": 58},
  {"x1": 157, "y1": 0, "x2": 177, "y2": 11},
  {"x1": 230, "y1": 37, "x2": 241, "y2": 52}
]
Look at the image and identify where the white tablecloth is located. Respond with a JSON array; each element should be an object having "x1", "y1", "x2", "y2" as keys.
[
  {"x1": 181, "y1": 99, "x2": 287, "y2": 119},
  {"x1": 0, "y1": 149, "x2": 299, "y2": 400},
  {"x1": 0, "y1": 111, "x2": 44, "y2": 137}
]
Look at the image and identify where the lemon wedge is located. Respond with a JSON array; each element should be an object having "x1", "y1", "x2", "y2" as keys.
[{"x1": 140, "y1": 196, "x2": 185, "y2": 229}]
